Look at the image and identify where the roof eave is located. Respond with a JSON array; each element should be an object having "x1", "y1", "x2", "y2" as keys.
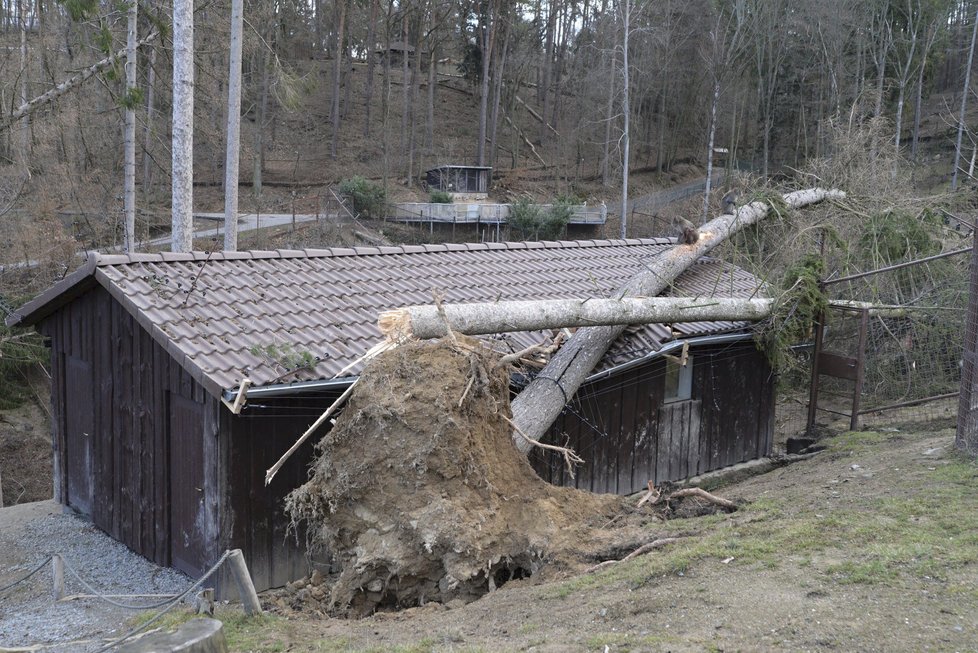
[{"x1": 4, "y1": 255, "x2": 100, "y2": 328}]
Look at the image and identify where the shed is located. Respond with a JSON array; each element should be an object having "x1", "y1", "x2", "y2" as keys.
[
  {"x1": 425, "y1": 165, "x2": 492, "y2": 197},
  {"x1": 7, "y1": 239, "x2": 773, "y2": 593}
]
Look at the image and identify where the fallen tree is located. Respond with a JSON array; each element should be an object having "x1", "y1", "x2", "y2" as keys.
[
  {"x1": 508, "y1": 187, "x2": 845, "y2": 453},
  {"x1": 379, "y1": 297, "x2": 774, "y2": 340}
]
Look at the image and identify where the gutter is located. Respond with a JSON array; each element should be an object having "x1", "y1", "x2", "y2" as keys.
[
  {"x1": 224, "y1": 331, "x2": 755, "y2": 403},
  {"x1": 583, "y1": 332, "x2": 754, "y2": 383}
]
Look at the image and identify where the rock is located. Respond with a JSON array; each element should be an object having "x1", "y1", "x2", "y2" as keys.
[{"x1": 310, "y1": 569, "x2": 325, "y2": 586}]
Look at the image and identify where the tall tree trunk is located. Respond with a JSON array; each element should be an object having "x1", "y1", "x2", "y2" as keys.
[
  {"x1": 223, "y1": 0, "x2": 244, "y2": 251},
  {"x1": 253, "y1": 43, "x2": 270, "y2": 198},
  {"x1": 911, "y1": 27, "x2": 931, "y2": 163},
  {"x1": 400, "y1": 15, "x2": 409, "y2": 150},
  {"x1": 363, "y1": 0, "x2": 378, "y2": 137},
  {"x1": 142, "y1": 46, "x2": 157, "y2": 198},
  {"x1": 330, "y1": 0, "x2": 348, "y2": 158},
  {"x1": 600, "y1": 47, "x2": 614, "y2": 186},
  {"x1": 171, "y1": 0, "x2": 194, "y2": 252},
  {"x1": 18, "y1": 0, "x2": 29, "y2": 173},
  {"x1": 426, "y1": 41, "x2": 436, "y2": 150},
  {"x1": 702, "y1": 75, "x2": 720, "y2": 223},
  {"x1": 952, "y1": 7, "x2": 978, "y2": 191},
  {"x1": 619, "y1": 0, "x2": 630, "y2": 237},
  {"x1": 407, "y1": 0, "x2": 424, "y2": 184},
  {"x1": 538, "y1": 0, "x2": 556, "y2": 141},
  {"x1": 510, "y1": 188, "x2": 845, "y2": 452},
  {"x1": 489, "y1": 23, "x2": 508, "y2": 168},
  {"x1": 123, "y1": 0, "x2": 137, "y2": 251},
  {"x1": 476, "y1": 0, "x2": 495, "y2": 166}
]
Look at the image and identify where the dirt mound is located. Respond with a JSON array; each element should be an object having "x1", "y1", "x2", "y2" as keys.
[{"x1": 286, "y1": 338, "x2": 624, "y2": 615}]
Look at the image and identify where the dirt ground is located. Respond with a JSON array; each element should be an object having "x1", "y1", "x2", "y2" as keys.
[
  {"x1": 198, "y1": 426, "x2": 978, "y2": 653},
  {"x1": 0, "y1": 398, "x2": 52, "y2": 506}
]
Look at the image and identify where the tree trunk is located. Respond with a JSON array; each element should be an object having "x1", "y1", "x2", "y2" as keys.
[
  {"x1": 171, "y1": 0, "x2": 194, "y2": 253},
  {"x1": 476, "y1": 0, "x2": 495, "y2": 166},
  {"x1": 223, "y1": 0, "x2": 244, "y2": 251},
  {"x1": 380, "y1": 297, "x2": 774, "y2": 340},
  {"x1": 488, "y1": 24, "x2": 508, "y2": 168},
  {"x1": 18, "y1": 0, "x2": 29, "y2": 172},
  {"x1": 363, "y1": 0, "x2": 378, "y2": 138},
  {"x1": 600, "y1": 47, "x2": 615, "y2": 186},
  {"x1": 330, "y1": 0, "x2": 348, "y2": 159},
  {"x1": 4, "y1": 31, "x2": 158, "y2": 129},
  {"x1": 702, "y1": 75, "x2": 720, "y2": 223},
  {"x1": 509, "y1": 187, "x2": 846, "y2": 453},
  {"x1": 619, "y1": 0, "x2": 630, "y2": 237},
  {"x1": 142, "y1": 45, "x2": 157, "y2": 198},
  {"x1": 952, "y1": 8, "x2": 978, "y2": 191},
  {"x1": 253, "y1": 42, "x2": 270, "y2": 197},
  {"x1": 123, "y1": 0, "x2": 137, "y2": 252}
]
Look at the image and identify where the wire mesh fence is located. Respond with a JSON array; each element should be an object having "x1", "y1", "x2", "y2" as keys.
[{"x1": 776, "y1": 247, "x2": 970, "y2": 444}]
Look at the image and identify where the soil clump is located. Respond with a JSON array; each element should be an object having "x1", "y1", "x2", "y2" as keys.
[{"x1": 286, "y1": 338, "x2": 627, "y2": 615}]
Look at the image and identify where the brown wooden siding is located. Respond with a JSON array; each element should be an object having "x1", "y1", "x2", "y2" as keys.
[
  {"x1": 533, "y1": 343, "x2": 774, "y2": 494},
  {"x1": 39, "y1": 286, "x2": 219, "y2": 571},
  {"x1": 220, "y1": 396, "x2": 340, "y2": 593}
]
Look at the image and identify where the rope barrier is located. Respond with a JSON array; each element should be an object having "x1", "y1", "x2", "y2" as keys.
[
  {"x1": 93, "y1": 549, "x2": 234, "y2": 653},
  {"x1": 58, "y1": 556, "x2": 183, "y2": 611},
  {"x1": 0, "y1": 556, "x2": 52, "y2": 595}
]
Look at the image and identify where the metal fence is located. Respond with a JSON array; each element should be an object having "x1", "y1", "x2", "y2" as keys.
[
  {"x1": 778, "y1": 247, "x2": 970, "y2": 442},
  {"x1": 388, "y1": 202, "x2": 608, "y2": 225}
]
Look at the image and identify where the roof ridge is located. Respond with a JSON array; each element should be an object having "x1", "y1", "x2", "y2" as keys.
[{"x1": 89, "y1": 237, "x2": 676, "y2": 266}]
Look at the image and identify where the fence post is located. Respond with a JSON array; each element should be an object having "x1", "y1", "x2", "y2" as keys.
[
  {"x1": 227, "y1": 549, "x2": 263, "y2": 616},
  {"x1": 52, "y1": 554, "x2": 65, "y2": 600},
  {"x1": 850, "y1": 308, "x2": 870, "y2": 431},
  {"x1": 957, "y1": 229, "x2": 978, "y2": 454}
]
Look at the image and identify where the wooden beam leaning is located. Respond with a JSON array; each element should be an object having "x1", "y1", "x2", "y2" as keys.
[
  {"x1": 379, "y1": 297, "x2": 774, "y2": 340},
  {"x1": 508, "y1": 187, "x2": 846, "y2": 454}
]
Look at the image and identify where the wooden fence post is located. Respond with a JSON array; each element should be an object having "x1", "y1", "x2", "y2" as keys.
[
  {"x1": 52, "y1": 554, "x2": 65, "y2": 600},
  {"x1": 227, "y1": 549, "x2": 263, "y2": 616}
]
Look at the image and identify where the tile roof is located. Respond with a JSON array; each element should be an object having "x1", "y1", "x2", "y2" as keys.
[{"x1": 8, "y1": 240, "x2": 764, "y2": 398}]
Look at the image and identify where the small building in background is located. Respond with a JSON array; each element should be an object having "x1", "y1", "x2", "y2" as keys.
[
  {"x1": 425, "y1": 165, "x2": 492, "y2": 200},
  {"x1": 374, "y1": 41, "x2": 427, "y2": 67}
]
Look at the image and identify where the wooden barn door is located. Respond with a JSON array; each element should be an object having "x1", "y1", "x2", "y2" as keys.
[
  {"x1": 655, "y1": 400, "x2": 702, "y2": 483},
  {"x1": 169, "y1": 394, "x2": 206, "y2": 577},
  {"x1": 64, "y1": 356, "x2": 94, "y2": 515}
]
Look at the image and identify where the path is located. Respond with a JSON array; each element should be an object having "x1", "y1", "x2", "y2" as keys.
[{"x1": 607, "y1": 172, "x2": 723, "y2": 215}]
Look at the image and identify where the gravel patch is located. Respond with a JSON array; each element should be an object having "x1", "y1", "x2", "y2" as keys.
[{"x1": 0, "y1": 501, "x2": 192, "y2": 652}]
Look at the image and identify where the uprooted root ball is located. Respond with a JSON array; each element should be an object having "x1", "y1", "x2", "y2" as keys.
[{"x1": 285, "y1": 338, "x2": 622, "y2": 615}]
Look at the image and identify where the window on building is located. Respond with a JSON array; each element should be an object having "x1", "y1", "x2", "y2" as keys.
[{"x1": 664, "y1": 355, "x2": 693, "y2": 402}]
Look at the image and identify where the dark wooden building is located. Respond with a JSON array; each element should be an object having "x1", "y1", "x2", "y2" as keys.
[
  {"x1": 425, "y1": 165, "x2": 492, "y2": 196},
  {"x1": 7, "y1": 240, "x2": 772, "y2": 593}
]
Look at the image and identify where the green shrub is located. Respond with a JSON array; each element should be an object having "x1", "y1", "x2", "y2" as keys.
[
  {"x1": 429, "y1": 190, "x2": 453, "y2": 204},
  {"x1": 508, "y1": 197, "x2": 572, "y2": 240},
  {"x1": 338, "y1": 176, "x2": 387, "y2": 219}
]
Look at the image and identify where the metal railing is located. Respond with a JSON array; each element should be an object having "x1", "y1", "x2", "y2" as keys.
[{"x1": 388, "y1": 202, "x2": 608, "y2": 225}]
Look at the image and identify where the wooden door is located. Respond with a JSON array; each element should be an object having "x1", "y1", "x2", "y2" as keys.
[
  {"x1": 64, "y1": 356, "x2": 94, "y2": 515},
  {"x1": 655, "y1": 399, "x2": 702, "y2": 483},
  {"x1": 169, "y1": 394, "x2": 206, "y2": 577}
]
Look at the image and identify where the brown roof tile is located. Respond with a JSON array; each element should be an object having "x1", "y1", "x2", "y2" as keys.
[{"x1": 9, "y1": 240, "x2": 763, "y2": 397}]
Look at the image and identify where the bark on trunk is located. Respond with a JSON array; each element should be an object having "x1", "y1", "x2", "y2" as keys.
[
  {"x1": 223, "y1": 0, "x2": 244, "y2": 251},
  {"x1": 509, "y1": 187, "x2": 845, "y2": 454},
  {"x1": 380, "y1": 297, "x2": 773, "y2": 341},
  {"x1": 171, "y1": 0, "x2": 194, "y2": 253},
  {"x1": 123, "y1": 0, "x2": 137, "y2": 252}
]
